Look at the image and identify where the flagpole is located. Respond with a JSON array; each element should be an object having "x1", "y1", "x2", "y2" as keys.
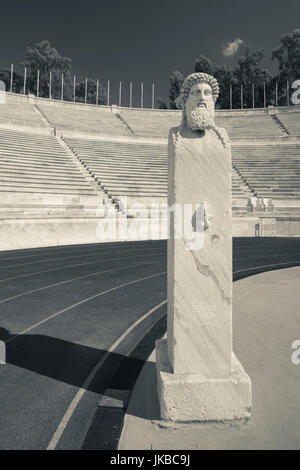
[{"x1": 10, "y1": 64, "x2": 13, "y2": 93}]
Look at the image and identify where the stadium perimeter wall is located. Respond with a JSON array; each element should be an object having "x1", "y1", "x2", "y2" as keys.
[{"x1": 2, "y1": 216, "x2": 300, "y2": 251}]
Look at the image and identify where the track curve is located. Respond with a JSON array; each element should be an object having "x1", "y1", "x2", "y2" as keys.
[{"x1": 0, "y1": 237, "x2": 299, "y2": 449}]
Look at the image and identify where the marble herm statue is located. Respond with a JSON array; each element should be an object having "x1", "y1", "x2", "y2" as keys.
[{"x1": 155, "y1": 73, "x2": 252, "y2": 422}]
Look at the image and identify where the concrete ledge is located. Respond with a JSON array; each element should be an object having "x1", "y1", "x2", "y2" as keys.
[{"x1": 156, "y1": 338, "x2": 251, "y2": 422}]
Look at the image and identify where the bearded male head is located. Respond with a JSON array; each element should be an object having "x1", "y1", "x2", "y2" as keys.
[{"x1": 176, "y1": 73, "x2": 219, "y2": 131}]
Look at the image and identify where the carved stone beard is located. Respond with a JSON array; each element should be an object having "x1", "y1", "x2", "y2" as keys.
[
  {"x1": 189, "y1": 106, "x2": 215, "y2": 130},
  {"x1": 186, "y1": 104, "x2": 215, "y2": 130}
]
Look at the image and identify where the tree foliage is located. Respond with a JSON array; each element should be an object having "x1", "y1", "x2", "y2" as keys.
[
  {"x1": 0, "y1": 68, "x2": 23, "y2": 94},
  {"x1": 23, "y1": 40, "x2": 73, "y2": 99},
  {"x1": 233, "y1": 46, "x2": 271, "y2": 108},
  {"x1": 194, "y1": 55, "x2": 213, "y2": 75},
  {"x1": 169, "y1": 71, "x2": 184, "y2": 109},
  {"x1": 75, "y1": 79, "x2": 106, "y2": 105},
  {"x1": 272, "y1": 29, "x2": 300, "y2": 105}
]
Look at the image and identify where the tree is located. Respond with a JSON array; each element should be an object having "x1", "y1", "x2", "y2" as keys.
[
  {"x1": 233, "y1": 46, "x2": 271, "y2": 108},
  {"x1": 194, "y1": 55, "x2": 213, "y2": 75},
  {"x1": 22, "y1": 40, "x2": 73, "y2": 99},
  {"x1": 75, "y1": 79, "x2": 106, "y2": 105},
  {"x1": 272, "y1": 29, "x2": 300, "y2": 105},
  {"x1": 0, "y1": 68, "x2": 23, "y2": 94},
  {"x1": 169, "y1": 71, "x2": 184, "y2": 109},
  {"x1": 213, "y1": 64, "x2": 235, "y2": 109}
]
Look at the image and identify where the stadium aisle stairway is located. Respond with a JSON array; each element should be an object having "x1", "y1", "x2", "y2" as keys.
[
  {"x1": 0, "y1": 94, "x2": 47, "y2": 128},
  {"x1": 233, "y1": 144, "x2": 300, "y2": 199},
  {"x1": 0, "y1": 128, "x2": 110, "y2": 219},
  {"x1": 275, "y1": 111, "x2": 300, "y2": 136},
  {"x1": 65, "y1": 137, "x2": 253, "y2": 213}
]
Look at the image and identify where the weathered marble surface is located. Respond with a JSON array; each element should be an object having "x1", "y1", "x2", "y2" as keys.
[
  {"x1": 156, "y1": 339, "x2": 251, "y2": 421},
  {"x1": 167, "y1": 127, "x2": 232, "y2": 378}
]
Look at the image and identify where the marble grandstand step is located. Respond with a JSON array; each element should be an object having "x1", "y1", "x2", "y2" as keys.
[
  {"x1": 0, "y1": 137, "x2": 62, "y2": 147},
  {"x1": 236, "y1": 170, "x2": 300, "y2": 174},
  {"x1": 0, "y1": 191, "x2": 105, "y2": 206},
  {"x1": 0, "y1": 131, "x2": 57, "y2": 140},
  {"x1": 103, "y1": 183, "x2": 167, "y2": 192},
  {"x1": 253, "y1": 187, "x2": 300, "y2": 191},
  {"x1": 72, "y1": 148, "x2": 168, "y2": 155},
  {"x1": 235, "y1": 163, "x2": 300, "y2": 167},
  {"x1": 0, "y1": 146, "x2": 68, "y2": 157},
  {"x1": 91, "y1": 172, "x2": 167, "y2": 180},
  {"x1": 256, "y1": 190, "x2": 300, "y2": 195},
  {"x1": 80, "y1": 159, "x2": 168, "y2": 167},
  {"x1": 94, "y1": 178, "x2": 167, "y2": 187},
  {"x1": 98, "y1": 181, "x2": 166, "y2": 189},
  {"x1": 0, "y1": 177, "x2": 94, "y2": 188},
  {"x1": 0, "y1": 203, "x2": 104, "y2": 210},
  {"x1": 0, "y1": 160, "x2": 80, "y2": 171},
  {"x1": 70, "y1": 143, "x2": 167, "y2": 150},
  {"x1": 0, "y1": 153, "x2": 78, "y2": 166},
  {"x1": 108, "y1": 188, "x2": 167, "y2": 197},
  {"x1": 0, "y1": 170, "x2": 95, "y2": 182},
  {"x1": 0, "y1": 152, "x2": 79, "y2": 163},
  {"x1": 85, "y1": 163, "x2": 167, "y2": 172},
  {"x1": 86, "y1": 167, "x2": 167, "y2": 175},
  {"x1": 0, "y1": 154, "x2": 81, "y2": 166},
  {"x1": 95, "y1": 176, "x2": 167, "y2": 183},
  {"x1": 0, "y1": 207, "x2": 117, "y2": 219},
  {"x1": 0, "y1": 164, "x2": 89, "y2": 176},
  {"x1": 0, "y1": 148, "x2": 73, "y2": 159},
  {"x1": 246, "y1": 178, "x2": 300, "y2": 183},
  {"x1": 0, "y1": 185, "x2": 99, "y2": 194},
  {"x1": 74, "y1": 148, "x2": 167, "y2": 155},
  {"x1": 0, "y1": 214, "x2": 112, "y2": 220},
  {"x1": 76, "y1": 151, "x2": 167, "y2": 158},
  {"x1": 86, "y1": 160, "x2": 167, "y2": 168},
  {"x1": 0, "y1": 139, "x2": 66, "y2": 151}
]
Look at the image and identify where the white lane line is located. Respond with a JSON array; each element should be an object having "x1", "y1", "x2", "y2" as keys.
[
  {"x1": 0, "y1": 250, "x2": 166, "y2": 283},
  {"x1": 0, "y1": 241, "x2": 159, "y2": 262},
  {"x1": 0, "y1": 243, "x2": 163, "y2": 268},
  {"x1": 0, "y1": 246, "x2": 165, "y2": 271},
  {"x1": 0, "y1": 261, "x2": 161, "y2": 303},
  {"x1": 233, "y1": 260, "x2": 300, "y2": 274},
  {"x1": 6, "y1": 270, "x2": 167, "y2": 345},
  {"x1": 236, "y1": 253, "x2": 300, "y2": 261},
  {"x1": 47, "y1": 299, "x2": 167, "y2": 451}
]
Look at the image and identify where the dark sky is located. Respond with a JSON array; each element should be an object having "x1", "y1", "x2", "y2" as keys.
[{"x1": 1, "y1": 0, "x2": 299, "y2": 107}]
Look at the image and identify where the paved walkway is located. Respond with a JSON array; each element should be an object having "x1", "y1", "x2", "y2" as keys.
[{"x1": 119, "y1": 266, "x2": 300, "y2": 450}]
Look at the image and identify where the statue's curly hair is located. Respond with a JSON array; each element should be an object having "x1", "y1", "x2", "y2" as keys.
[
  {"x1": 176, "y1": 73, "x2": 220, "y2": 109},
  {"x1": 173, "y1": 73, "x2": 230, "y2": 149}
]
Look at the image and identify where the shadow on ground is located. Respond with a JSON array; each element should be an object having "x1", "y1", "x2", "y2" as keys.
[{"x1": 0, "y1": 314, "x2": 166, "y2": 408}]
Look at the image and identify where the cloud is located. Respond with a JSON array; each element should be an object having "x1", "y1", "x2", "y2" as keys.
[{"x1": 223, "y1": 38, "x2": 244, "y2": 57}]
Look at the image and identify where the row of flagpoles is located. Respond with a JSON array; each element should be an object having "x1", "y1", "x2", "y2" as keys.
[
  {"x1": 9, "y1": 65, "x2": 155, "y2": 108},
  {"x1": 9, "y1": 64, "x2": 294, "y2": 109}
]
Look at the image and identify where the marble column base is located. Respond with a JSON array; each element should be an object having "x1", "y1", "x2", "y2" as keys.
[{"x1": 156, "y1": 339, "x2": 251, "y2": 422}]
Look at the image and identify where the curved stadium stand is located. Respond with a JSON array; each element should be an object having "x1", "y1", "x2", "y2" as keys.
[{"x1": 0, "y1": 93, "x2": 300, "y2": 249}]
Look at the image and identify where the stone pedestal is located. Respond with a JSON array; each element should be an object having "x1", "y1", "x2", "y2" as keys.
[
  {"x1": 156, "y1": 339, "x2": 251, "y2": 421},
  {"x1": 156, "y1": 127, "x2": 251, "y2": 421}
]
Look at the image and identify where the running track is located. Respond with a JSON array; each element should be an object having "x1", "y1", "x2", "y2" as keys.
[{"x1": 0, "y1": 237, "x2": 300, "y2": 449}]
